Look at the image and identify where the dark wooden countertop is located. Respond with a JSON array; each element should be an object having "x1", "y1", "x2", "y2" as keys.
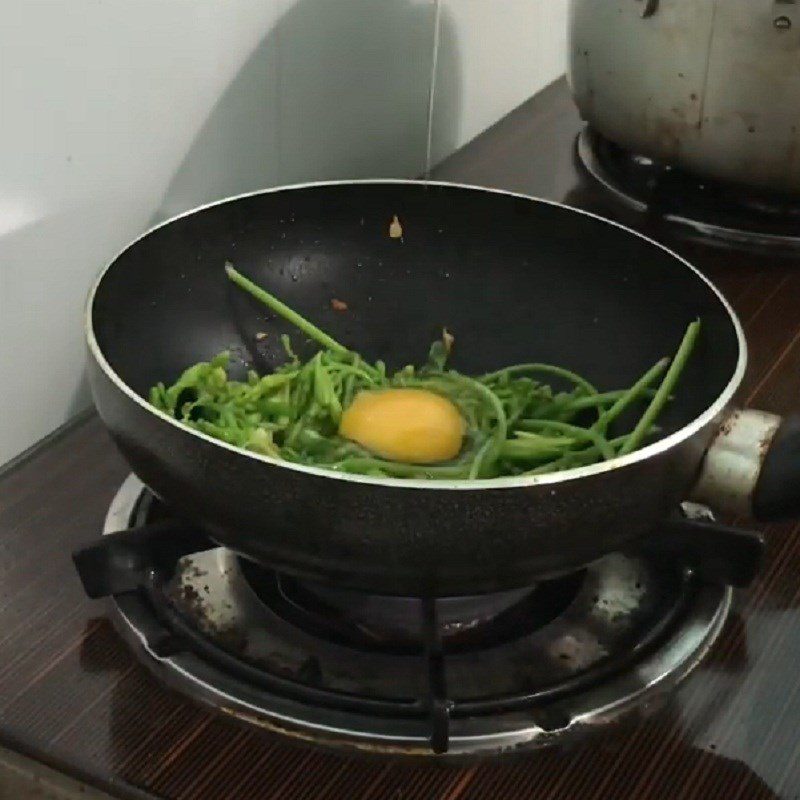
[{"x1": 2, "y1": 78, "x2": 800, "y2": 799}]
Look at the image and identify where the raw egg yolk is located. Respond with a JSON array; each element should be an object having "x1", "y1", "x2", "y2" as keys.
[{"x1": 339, "y1": 389, "x2": 464, "y2": 464}]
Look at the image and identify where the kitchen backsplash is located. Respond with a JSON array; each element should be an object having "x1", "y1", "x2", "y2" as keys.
[{"x1": 0, "y1": 0, "x2": 566, "y2": 465}]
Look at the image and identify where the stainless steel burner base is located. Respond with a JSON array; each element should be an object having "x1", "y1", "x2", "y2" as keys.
[
  {"x1": 577, "y1": 127, "x2": 800, "y2": 253},
  {"x1": 104, "y1": 475, "x2": 731, "y2": 758}
]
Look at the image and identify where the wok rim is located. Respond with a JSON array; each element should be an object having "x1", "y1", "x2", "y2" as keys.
[{"x1": 85, "y1": 179, "x2": 747, "y2": 492}]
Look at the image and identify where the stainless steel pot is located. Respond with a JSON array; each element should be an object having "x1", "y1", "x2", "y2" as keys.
[{"x1": 568, "y1": 0, "x2": 800, "y2": 194}]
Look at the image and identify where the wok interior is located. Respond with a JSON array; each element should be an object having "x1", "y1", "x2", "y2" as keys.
[{"x1": 92, "y1": 183, "x2": 741, "y2": 446}]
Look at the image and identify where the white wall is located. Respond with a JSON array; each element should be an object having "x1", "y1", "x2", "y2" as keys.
[
  {"x1": 0, "y1": 0, "x2": 567, "y2": 465},
  {"x1": 432, "y1": 0, "x2": 569, "y2": 161}
]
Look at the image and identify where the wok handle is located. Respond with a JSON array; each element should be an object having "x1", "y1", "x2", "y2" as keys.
[
  {"x1": 753, "y1": 415, "x2": 800, "y2": 521},
  {"x1": 690, "y1": 410, "x2": 800, "y2": 522}
]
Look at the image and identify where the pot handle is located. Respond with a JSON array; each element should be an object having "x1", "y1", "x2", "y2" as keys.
[{"x1": 690, "y1": 410, "x2": 800, "y2": 522}]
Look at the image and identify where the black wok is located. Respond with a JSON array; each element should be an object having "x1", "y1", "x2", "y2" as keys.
[{"x1": 86, "y1": 181, "x2": 800, "y2": 595}]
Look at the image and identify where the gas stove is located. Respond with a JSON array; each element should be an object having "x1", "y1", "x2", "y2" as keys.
[{"x1": 86, "y1": 475, "x2": 734, "y2": 759}]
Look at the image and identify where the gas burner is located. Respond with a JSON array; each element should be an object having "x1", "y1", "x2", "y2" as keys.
[
  {"x1": 237, "y1": 566, "x2": 560, "y2": 653},
  {"x1": 577, "y1": 127, "x2": 800, "y2": 254},
  {"x1": 92, "y1": 476, "x2": 732, "y2": 758}
]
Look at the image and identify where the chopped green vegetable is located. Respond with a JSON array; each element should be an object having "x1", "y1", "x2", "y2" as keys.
[{"x1": 148, "y1": 265, "x2": 700, "y2": 480}]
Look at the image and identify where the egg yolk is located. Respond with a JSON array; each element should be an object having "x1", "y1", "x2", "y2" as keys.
[{"x1": 339, "y1": 389, "x2": 465, "y2": 464}]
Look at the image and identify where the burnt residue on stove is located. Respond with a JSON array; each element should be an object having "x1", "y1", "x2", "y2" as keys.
[
  {"x1": 153, "y1": 537, "x2": 693, "y2": 709},
  {"x1": 167, "y1": 562, "x2": 249, "y2": 654}
]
